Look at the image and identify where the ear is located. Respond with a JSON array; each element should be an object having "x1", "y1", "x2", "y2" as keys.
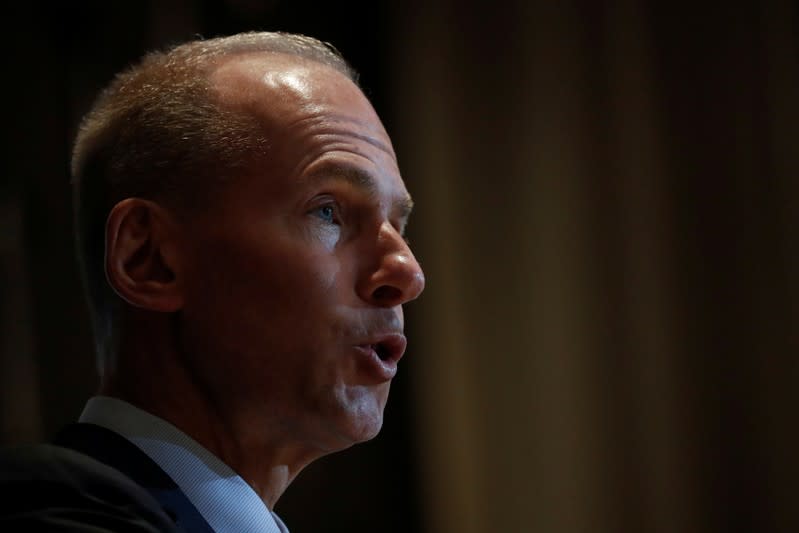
[{"x1": 104, "y1": 198, "x2": 184, "y2": 312}]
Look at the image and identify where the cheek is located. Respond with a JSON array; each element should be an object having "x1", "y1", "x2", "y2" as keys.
[
  {"x1": 182, "y1": 230, "x2": 348, "y2": 357},
  {"x1": 307, "y1": 222, "x2": 341, "y2": 252}
]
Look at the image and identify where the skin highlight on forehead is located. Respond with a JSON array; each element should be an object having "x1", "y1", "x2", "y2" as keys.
[{"x1": 209, "y1": 52, "x2": 396, "y2": 157}]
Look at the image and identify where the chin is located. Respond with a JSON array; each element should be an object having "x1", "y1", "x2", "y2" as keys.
[
  {"x1": 350, "y1": 413, "x2": 384, "y2": 443},
  {"x1": 327, "y1": 387, "x2": 387, "y2": 447}
]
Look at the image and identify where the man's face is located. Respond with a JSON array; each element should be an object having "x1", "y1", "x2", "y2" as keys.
[{"x1": 176, "y1": 54, "x2": 424, "y2": 454}]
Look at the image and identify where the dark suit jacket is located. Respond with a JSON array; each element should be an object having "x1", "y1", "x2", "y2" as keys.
[{"x1": 0, "y1": 423, "x2": 214, "y2": 532}]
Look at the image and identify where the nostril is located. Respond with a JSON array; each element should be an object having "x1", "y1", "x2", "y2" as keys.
[{"x1": 372, "y1": 285, "x2": 402, "y2": 303}]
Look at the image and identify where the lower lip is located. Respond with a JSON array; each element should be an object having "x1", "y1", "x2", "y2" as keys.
[{"x1": 353, "y1": 345, "x2": 398, "y2": 381}]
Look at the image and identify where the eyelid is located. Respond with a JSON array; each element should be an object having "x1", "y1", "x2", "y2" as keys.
[
  {"x1": 307, "y1": 194, "x2": 338, "y2": 211},
  {"x1": 308, "y1": 192, "x2": 411, "y2": 242},
  {"x1": 307, "y1": 194, "x2": 342, "y2": 222}
]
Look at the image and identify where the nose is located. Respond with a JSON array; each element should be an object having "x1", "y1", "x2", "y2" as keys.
[{"x1": 358, "y1": 223, "x2": 425, "y2": 307}]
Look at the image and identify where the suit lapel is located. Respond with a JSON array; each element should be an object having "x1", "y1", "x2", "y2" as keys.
[{"x1": 54, "y1": 423, "x2": 215, "y2": 533}]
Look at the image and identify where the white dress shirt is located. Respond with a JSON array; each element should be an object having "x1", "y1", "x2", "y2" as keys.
[{"x1": 79, "y1": 396, "x2": 289, "y2": 533}]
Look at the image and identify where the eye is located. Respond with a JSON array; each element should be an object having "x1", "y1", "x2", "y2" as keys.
[{"x1": 311, "y1": 203, "x2": 339, "y2": 224}]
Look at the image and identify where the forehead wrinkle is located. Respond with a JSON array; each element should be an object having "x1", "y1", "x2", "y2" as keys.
[{"x1": 286, "y1": 111, "x2": 395, "y2": 157}]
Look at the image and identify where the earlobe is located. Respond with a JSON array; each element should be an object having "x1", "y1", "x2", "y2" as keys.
[{"x1": 105, "y1": 198, "x2": 184, "y2": 312}]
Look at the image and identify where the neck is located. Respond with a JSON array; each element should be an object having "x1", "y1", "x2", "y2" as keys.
[{"x1": 99, "y1": 324, "x2": 323, "y2": 508}]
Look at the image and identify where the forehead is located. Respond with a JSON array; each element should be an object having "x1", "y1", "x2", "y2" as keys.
[
  {"x1": 210, "y1": 53, "x2": 393, "y2": 151},
  {"x1": 208, "y1": 52, "x2": 404, "y2": 196}
]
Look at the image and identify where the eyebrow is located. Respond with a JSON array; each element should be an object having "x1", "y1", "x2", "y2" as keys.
[{"x1": 305, "y1": 164, "x2": 415, "y2": 222}]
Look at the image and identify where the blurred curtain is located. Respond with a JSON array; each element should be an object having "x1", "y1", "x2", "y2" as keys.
[{"x1": 391, "y1": 1, "x2": 798, "y2": 532}]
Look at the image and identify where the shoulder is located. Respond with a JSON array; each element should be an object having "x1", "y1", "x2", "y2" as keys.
[{"x1": 0, "y1": 443, "x2": 181, "y2": 532}]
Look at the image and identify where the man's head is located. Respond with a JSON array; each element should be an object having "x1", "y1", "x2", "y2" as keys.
[
  {"x1": 71, "y1": 32, "x2": 425, "y2": 456},
  {"x1": 72, "y1": 32, "x2": 356, "y2": 370}
]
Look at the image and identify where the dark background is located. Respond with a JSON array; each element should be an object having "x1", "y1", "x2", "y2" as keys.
[{"x1": 3, "y1": 2, "x2": 799, "y2": 533}]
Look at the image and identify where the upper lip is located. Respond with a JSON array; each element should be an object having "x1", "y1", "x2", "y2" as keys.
[{"x1": 361, "y1": 332, "x2": 407, "y2": 364}]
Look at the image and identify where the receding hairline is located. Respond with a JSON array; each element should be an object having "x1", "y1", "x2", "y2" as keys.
[
  {"x1": 71, "y1": 32, "x2": 358, "y2": 182},
  {"x1": 155, "y1": 31, "x2": 356, "y2": 75},
  {"x1": 162, "y1": 32, "x2": 359, "y2": 91},
  {"x1": 206, "y1": 50, "x2": 357, "y2": 109},
  {"x1": 209, "y1": 49, "x2": 348, "y2": 75}
]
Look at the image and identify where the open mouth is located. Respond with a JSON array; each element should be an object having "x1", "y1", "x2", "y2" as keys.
[
  {"x1": 353, "y1": 333, "x2": 406, "y2": 379},
  {"x1": 365, "y1": 333, "x2": 406, "y2": 364},
  {"x1": 373, "y1": 343, "x2": 390, "y2": 361}
]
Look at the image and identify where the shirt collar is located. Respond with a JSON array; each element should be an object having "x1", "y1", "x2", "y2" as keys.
[{"x1": 79, "y1": 396, "x2": 289, "y2": 533}]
